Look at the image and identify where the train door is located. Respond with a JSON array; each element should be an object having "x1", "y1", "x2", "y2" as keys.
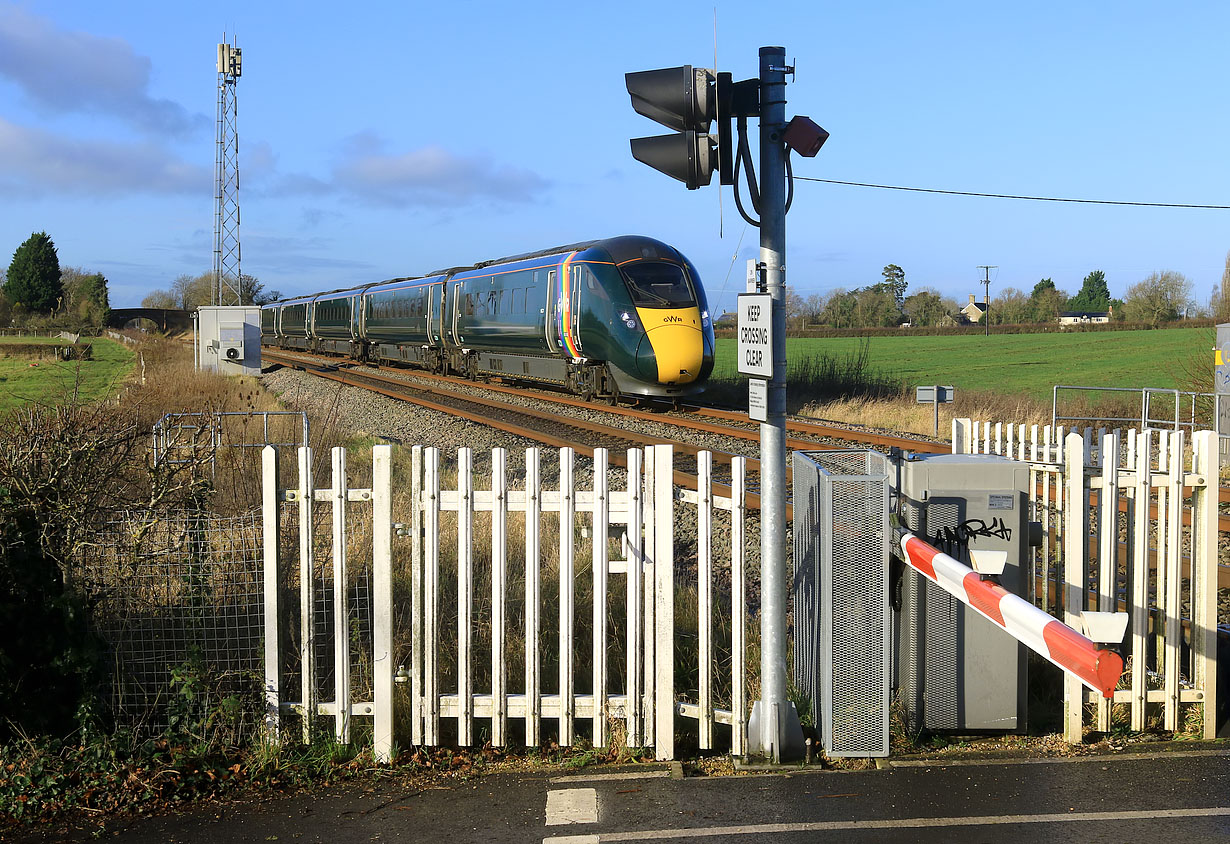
[
  {"x1": 429, "y1": 282, "x2": 444, "y2": 345},
  {"x1": 569, "y1": 265, "x2": 584, "y2": 354},
  {"x1": 450, "y1": 279, "x2": 463, "y2": 344},
  {"x1": 545, "y1": 270, "x2": 559, "y2": 352}
]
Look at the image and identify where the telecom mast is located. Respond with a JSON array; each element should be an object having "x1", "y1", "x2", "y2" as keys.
[{"x1": 213, "y1": 40, "x2": 242, "y2": 306}]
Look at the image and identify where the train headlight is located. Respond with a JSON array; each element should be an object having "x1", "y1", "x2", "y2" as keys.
[{"x1": 621, "y1": 311, "x2": 638, "y2": 330}]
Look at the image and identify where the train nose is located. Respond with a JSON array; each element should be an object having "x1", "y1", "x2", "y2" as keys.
[{"x1": 638, "y1": 322, "x2": 703, "y2": 385}]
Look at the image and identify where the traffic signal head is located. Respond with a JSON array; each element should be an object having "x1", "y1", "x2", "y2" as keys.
[
  {"x1": 626, "y1": 65, "x2": 719, "y2": 190},
  {"x1": 629, "y1": 131, "x2": 716, "y2": 190},
  {"x1": 626, "y1": 65, "x2": 715, "y2": 132}
]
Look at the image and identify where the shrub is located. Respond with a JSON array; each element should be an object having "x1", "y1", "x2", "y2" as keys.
[{"x1": 0, "y1": 399, "x2": 211, "y2": 740}]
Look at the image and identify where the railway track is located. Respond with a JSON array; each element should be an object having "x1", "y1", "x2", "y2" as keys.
[
  {"x1": 261, "y1": 347, "x2": 1230, "y2": 592},
  {"x1": 261, "y1": 347, "x2": 938, "y2": 455}
]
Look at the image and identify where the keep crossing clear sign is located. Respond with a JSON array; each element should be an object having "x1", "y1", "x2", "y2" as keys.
[{"x1": 738, "y1": 293, "x2": 773, "y2": 377}]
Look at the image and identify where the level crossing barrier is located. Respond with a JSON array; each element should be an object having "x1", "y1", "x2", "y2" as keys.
[{"x1": 894, "y1": 528, "x2": 1123, "y2": 699}]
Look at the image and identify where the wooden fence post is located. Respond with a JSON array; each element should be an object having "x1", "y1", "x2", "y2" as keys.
[
  {"x1": 297, "y1": 446, "x2": 316, "y2": 743},
  {"x1": 652, "y1": 445, "x2": 675, "y2": 761},
  {"x1": 1192, "y1": 431, "x2": 1220, "y2": 739},
  {"x1": 1062, "y1": 432, "x2": 1088, "y2": 743},
  {"x1": 372, "y1": 445, "x2": 394, "y2": 761},
  {"x1": 261, "y1": 446, "x2": 280, "y2": 744}
]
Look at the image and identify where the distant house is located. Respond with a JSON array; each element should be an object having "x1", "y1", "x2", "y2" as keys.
[
  {"x1": 1058, "y1": 310, "x2": 1111, "y2": 326},
  {"x1": 960, "y1": 294, "x2": 989, "y2": 324},
  {"x1": 715, "y1": 311, "x2": 737, "y2": 329}
]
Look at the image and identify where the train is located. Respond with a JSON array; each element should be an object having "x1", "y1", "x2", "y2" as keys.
[{"x1": 260, "y1": 235, "x2": 716, "y2": 402}]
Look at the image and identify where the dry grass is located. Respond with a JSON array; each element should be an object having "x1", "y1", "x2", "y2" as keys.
[{"x1": 800, "y1": 389, "x2": 1052, "y2": 439}]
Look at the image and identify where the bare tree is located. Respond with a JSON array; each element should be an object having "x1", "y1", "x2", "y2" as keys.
[{"x1": 1122, "y1": 271, "x2": 1193, "y2": 326}]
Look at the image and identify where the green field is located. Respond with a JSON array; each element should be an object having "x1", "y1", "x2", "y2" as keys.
[
  {"x1": 714, "y1": 326, "x2": 1211, "y2": 402},
  {"x1": 0, "y1": 336, "x2": 136, "y2": 413}
]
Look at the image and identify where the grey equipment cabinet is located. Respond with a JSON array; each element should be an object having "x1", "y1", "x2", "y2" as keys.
[{"x1": 892, "y1": 452, "x2": 1033, "y2": 732}]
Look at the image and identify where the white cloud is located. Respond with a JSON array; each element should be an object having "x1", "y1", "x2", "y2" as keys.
[
  {"x1": 259, "y1": 136, "x2": 552, "y2": 208},
  {"x1": 331, "y1": 139, "x2": 550, "y2": 207},
  {"x1": 0, "y1": 5, "x2": 207, "y2": 137},
  {"x1": 0, "y1": 118, "x2": 210, "y2": 195}
]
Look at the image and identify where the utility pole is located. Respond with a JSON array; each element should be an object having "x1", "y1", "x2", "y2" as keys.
[{"x1": 978, "y1": 265, "x2": 996, "y2": 337}]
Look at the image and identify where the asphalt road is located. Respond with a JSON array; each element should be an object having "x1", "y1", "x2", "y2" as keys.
[{"x1": 13, "y1": 749, "x2": 1230, "y2": 843}]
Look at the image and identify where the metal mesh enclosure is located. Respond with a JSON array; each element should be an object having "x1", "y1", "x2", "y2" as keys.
[
  {"x1": 71, "y1": 509, "x2": 264, "y2": 737},
  {"x1": 792, "y1": 450, "x2": 890, "y2": 758}
]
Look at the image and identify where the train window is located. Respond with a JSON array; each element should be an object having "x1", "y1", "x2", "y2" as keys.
[{"x1": 621, "y1": 262, "x2": 694, "y2": 308}]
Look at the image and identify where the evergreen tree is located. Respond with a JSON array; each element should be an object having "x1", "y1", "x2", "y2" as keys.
[
  {"x1": 5, "y1": 232, "x2": 63, "y2": 313},
  {"x1": 881, "y1": 264, "x2": 907, "y2": 310},
  {"x1": 1068, "y1": 269, "x2": 1112, "y2": 312}
]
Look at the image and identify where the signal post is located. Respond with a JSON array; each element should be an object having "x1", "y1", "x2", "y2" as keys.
[{"x1": 627, "y1": 45, "x2": 825, "y2": 762}]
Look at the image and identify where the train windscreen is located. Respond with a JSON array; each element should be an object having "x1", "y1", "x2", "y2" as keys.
[{"x1": 620, "y1": 262, "x2": 695, "y2": 308}]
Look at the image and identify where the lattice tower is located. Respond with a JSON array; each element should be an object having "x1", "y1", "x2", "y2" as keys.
[{"x1": 213, "y1": 41, "x2": 242, "y2": 306}]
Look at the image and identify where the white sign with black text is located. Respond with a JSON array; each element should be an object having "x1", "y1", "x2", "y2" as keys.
[
  {"x1": 748, "y1": 377, "x2": 767, "y2": 422},
  {"x1": 737, "y1": 293, "x2": 774, "y2": 378}
]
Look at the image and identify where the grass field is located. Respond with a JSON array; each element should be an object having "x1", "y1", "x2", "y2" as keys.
[
  {"x1": 0, "y1": 336, "x2": 136, "y2": 413},
  {"x1": 713, "y1": 326, "x2": 1211, "y2": 403}
]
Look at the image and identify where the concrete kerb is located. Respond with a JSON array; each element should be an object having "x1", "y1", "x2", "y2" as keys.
[{"x1": 730, "y1": 739, "x2": 1230, "y2": 776}]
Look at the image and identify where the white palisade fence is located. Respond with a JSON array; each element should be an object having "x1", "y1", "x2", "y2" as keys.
[
  {"x1": 953, "y1": 419, "x2": 1221, "y2": 741},
  {"x1": 261, "y1": 443, "x2": 751, "y2": 761}
]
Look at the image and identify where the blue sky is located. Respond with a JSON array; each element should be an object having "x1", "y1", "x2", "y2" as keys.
[{"x1": 1, "y1": 1, "x2": 1228, "y2": 312}]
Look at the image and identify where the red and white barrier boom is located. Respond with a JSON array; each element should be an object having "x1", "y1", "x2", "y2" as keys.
[{"x1": 895, "y1": 529, "x2": 1124, "y2": 699}]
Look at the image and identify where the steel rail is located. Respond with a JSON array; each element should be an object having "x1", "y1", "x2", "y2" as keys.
[{"x1": 261, "y1": 349, "x2": 765, "y2": 511}]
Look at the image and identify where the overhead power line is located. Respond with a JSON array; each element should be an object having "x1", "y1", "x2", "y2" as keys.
[{"x1": 796, "y1": 176, "x2": 1230, "y2": 210}]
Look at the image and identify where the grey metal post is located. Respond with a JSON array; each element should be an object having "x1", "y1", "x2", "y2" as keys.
[{"x1": 748, "y1": 45, "x2": 805, "y2": 762}]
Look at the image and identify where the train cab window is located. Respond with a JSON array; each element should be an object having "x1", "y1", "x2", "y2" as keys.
[{"x1": 620, "y1": 262, "x2": 694, "y2": 308}]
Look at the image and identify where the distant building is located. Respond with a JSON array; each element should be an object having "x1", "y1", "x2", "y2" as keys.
[
  {"x1": 960, "y1": 294, "x2": 988, "y2": 324},
  {"x1": 715, "y1": 311, "x2": 737, "y2": 329},
  {"x1": 1058, "y1": 310, "x2": 1111, "y2": 326}
]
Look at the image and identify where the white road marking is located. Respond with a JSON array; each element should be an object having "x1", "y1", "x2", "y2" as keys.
[
  {"x1": 542, "y1": 806, "x2": 1230, "y2": 842},
  {"x1": 545, "y1": 787, "x2": 599, "y2": 826}
]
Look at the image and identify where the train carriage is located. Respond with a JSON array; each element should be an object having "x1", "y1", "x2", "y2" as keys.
[
  {"x1": 310, "y1": 286, "x2": 367, "y2": 357},
  {"x1": 362, "y1": 275, "x2": 447, "y2": 368},
  {"x1": 275, "y1": 296, "x2": 315, "y2": 350},
  {"x1": 263, "y1": 235, "x2": 714, "y2": 401},
  {"x1": 260, "y1": 305, "x2": 278, "y2": 345}
]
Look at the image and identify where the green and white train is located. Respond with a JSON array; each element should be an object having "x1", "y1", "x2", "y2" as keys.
[{"x1": 261, "y1": 235, "x2": 716, "y2": 402}]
